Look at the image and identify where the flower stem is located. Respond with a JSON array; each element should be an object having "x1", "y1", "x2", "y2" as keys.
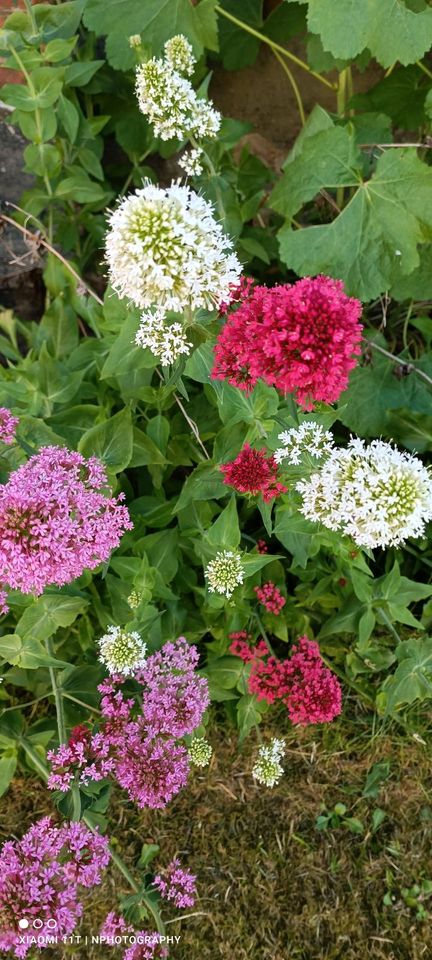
[
  {"x1": 215, "y1": 5, "x2": 336, "y2": 90},
  {"x1": 253, "y1": 611, "x2": 276, "y2": 657},
  {"x1": 272, "y1": 48, "x2": 305, "y2": 126},
  {"x1": 46, "y1": 637, "x2": 67, "y2": 745},
  {"x1": 20, "y1": 740, "x2": 49, "y2": 782},
  {"x1": 103, "y1": 839, "x2": 166, "y2": 936},
  {"x1": 365, "y1": 338, "x2": 432, "y2": 388}
]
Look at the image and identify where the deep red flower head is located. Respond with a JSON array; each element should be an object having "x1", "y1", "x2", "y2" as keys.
[
  {"x1": 247, "y1": 636, "x2": 342, "y2": 724},
  {"x1": 220, "y1": 443, "x2": 287, "y2": 502},
  {"x1": 212, "y1": 275, "x2": 362, "y2": 410}
]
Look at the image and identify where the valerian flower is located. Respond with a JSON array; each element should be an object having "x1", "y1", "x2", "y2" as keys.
[
  {"x1": 252, "y1": 739, "x2": 286, "y2": 788},
  {"x1": 205, "y1": 550, "x2": 244, "y2": 599},
  {"x1": 105, "y1": 183, "x2": 241, "y2": 316},
  {"x1": 297, "y1": 438, "x2": 432, "y2": 549}
]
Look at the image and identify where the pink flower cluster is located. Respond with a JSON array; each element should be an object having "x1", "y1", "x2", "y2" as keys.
[
  {"x1": 0, "y1": 817, "x2": 110, "y2": 958},
  {"x1": 229, "y1": 631, "x2": 268, "y2": 663},
  {"x1": 254, "y1": 581, "x2": 286, "y2": 615},
  {"x1": 48, "y1": 639, "x2": 209, "y2": 810},
  {"x1": 234, "y1": 636, "x2": 342, "y2": 725},
  {"x1": 101, "y1": 913, "x2": 169, "y2": 959},
  {"x1": 0, "y1": 445, "x2": 131, "y2": 609},
  {"x1": 212, "y1": 275, "x2": 362, "y2": 409},
  {"x1": 153, "y1": 858, "x2": 197, "y2": 908},
  {"x1": 0, "y1": 407, "x2": 18, "y2": 445},
  {"x1": 220, "y1": 443, "x2": 287, "y2": 502},
  {"x1": 256, "y1": 539, "x2": 268, "y2": 554}
]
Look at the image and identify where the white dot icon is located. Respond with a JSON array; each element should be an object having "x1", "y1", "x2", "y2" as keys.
[{"x1": 18, "y1": 919, "x2": 29, "y2": 930}]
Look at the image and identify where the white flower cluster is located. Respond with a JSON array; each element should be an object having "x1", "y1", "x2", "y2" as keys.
[
  {"x1": 252, "y1": 739, "x2": 285, "y2": 788},
  {"x1": 98, "y1": 625, "x2": 147, "y2": 676},
  {"x1": 297, "y1": 438, "x2": 432, "y2": 549},
  {"x1": 188, "y1": 737, "x2": 213, "y2": 767},
  {"x1": 164, "y1": 34, "x2": 195, "y2": 76},
  {"x1": 105, "y1": 182, "x2": 241, "y2": 317},
  {"x1": 135, "y1": 307, "x2": 193, "y2": 365},
  {"x1": 205, "y1": 550, "x2": 244, "y2": 599},
  {"x1": 274, "y1": 421, "x2": 334, "y2": 466},
  {"x1": 179, "y1": 147, "x2": 204, "y2": 177},
  {"x1": 135, "y1": 35, "x2": 221, "y2": 142}
]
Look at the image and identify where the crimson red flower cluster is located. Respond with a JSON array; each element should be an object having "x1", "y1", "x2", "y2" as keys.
[
  {"x1": 212, "y1": 275, "x2": 362, "y2": 409},
  {"x1": 220, "y1": 443, "x2": 287, "y2": 502},
  {"x1": 254, "y1": 581, "x2": 286, "y2": 615},
  {"x1": 234, "y1": 636, "x2": 342, "y2": 725}
]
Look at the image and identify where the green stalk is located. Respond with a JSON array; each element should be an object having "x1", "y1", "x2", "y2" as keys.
[
  {"x1": 8, "y1": 46, "x2": 54, "y2": 241},
  {"x1": 336, "y1": 67, "x2": 353, "y2": 209},
  {"x1": 215, "y1": 5, "x2": 336, "y2": 90},
  {"x1": 46, "y1": 637, "x2": 67, "y2": 745},
  {"x1": 272, "y1": 48, "x2": 305, "y2": 127}
]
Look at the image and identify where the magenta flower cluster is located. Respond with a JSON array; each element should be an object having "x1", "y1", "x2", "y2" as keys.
[
  {"x1": 48, "y1": 638, "x2": 210, "y2": 809},
  {"x1": 212, "y1": 275, "x2": 362, "y2": 410},
  {"x1": 0, "y1": 407, "x2": 18, "y2": 445},
  {"x1": 153, "y1": 858, "x2": 197, "y2": 908},
  {"x1": 0, "y1": 817, "x2": 110, "y2": 958},
  {"x1": 0, "y1": 445, "x2": 132, "y2": 610}
]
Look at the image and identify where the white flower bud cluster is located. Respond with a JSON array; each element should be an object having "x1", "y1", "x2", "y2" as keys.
[
  {"x1": 297, "y1": 437, "x2": 432, "y2": 549},
  {"x1": 205, "y1": 550, "x2": 244, "y2": 599},
  {"x1": 252, "y1": 739, "x2": 285, "y2": 787},
  {"x1": 105, "y1": 182, "x2": 241, "y2": 322},
  {"x1": 135, "y1": 307, "x2": 193, "y2": 365},
  {"x1": 136, "y1": 34, "x2": 221, "y2": 142},
  {"x1": 274, "y1": 420, "x2": 335, "y2": 465},
  {"x1": 98, "y1": 625, "x2": 147, "y2": 676}
]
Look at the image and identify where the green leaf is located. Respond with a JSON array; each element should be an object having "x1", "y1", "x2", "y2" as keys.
[
  {"x1": 137, "y1": 844, "x2": 160, "y2": 869},
  {"x1": 43, "y1": 37, "x2": 78, "y2": 62},
  {"x1": 78, "y1": 408, "x2": 133, "y2": 472},
  {"x1": 0, "y1": 635, "x2": 23, "y2": 665},
  {"x1": 272, "y1": 132, "x2": 432, "y2": 300},
  {"x1": 17, "y1": 639, "x2": 71, "y2": 670},
  {"x1": 205, "y1": 496, "x2": 241, "y2": 551},
  {"x1": 83, "y1": 0, "x2": 218, "y2": 70},
  {"x1": 61, "y1": 664, "x2": 103, "y2": 708},
  {"x1": 350, "y1": 65, "x2": 430, "y2": 130},
  {"x1": 184, "y1": 342, "x2": 214, "y2": 383},
  {"x1": 173, "y1": 462, "x2": 227, "y2": 513},
  {"x1": 274, "y1": 504, "x2": 318, "y2": 568},
  {"x1": 64, "y1": 59, "x2": 104, "y2": 86},
  {"x1": 18, "y1": 596, "x2": 88, "y2": 644},
  {"x1": 129, "y1": 429, "x2": 168, "y2": 468},
  {"x1": 0, "y1": 753, "x2": 17, "y2": 797},
  {"x1": 236, "y1": 693, "x2": 264, "y2": 739},
  {"x1": 206, "y1": 655, "x2": 245, "y2": 689},
  {"x1": 362, "y1": 761, "x2": 391, "y2": 798},
  {"x1": 296, "y1": 0, "x2": 432, "y2": 67},
  {"x1": 56, "y1": 169, "x2": 106, "y2": 203},
  {"x1": 57, "y1": 94, "x2": 80, "y2": 143},
  {"x1": 339, "y1": 346, "x2": 432, "y2": 436},
  {"x1": 383, "y1": 637, "x2": 432, "y2": 712},
  {"x1": 218, "y1": 0, "x2": 263, "y2": 70}
]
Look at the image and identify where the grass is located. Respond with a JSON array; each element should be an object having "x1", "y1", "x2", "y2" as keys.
[{"x1": 3, "y1": 700, "x2": 432, "y2": 960}]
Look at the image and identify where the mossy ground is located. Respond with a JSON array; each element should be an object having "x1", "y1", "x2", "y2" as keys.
[{"x1": 3, "y1": 700, "x2": 432, "y2": 960}]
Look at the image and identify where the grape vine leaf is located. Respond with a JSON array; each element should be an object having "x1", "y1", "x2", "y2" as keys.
[
  {"x1": 285, "y1": 0, "x2": 432, "y2": 68},
  {"x1": 270, "y1": 124, "x2": 432, "y2": 300},
  {"x1": 83, "y1": 0, "x2": 218, "y2": 71}
]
